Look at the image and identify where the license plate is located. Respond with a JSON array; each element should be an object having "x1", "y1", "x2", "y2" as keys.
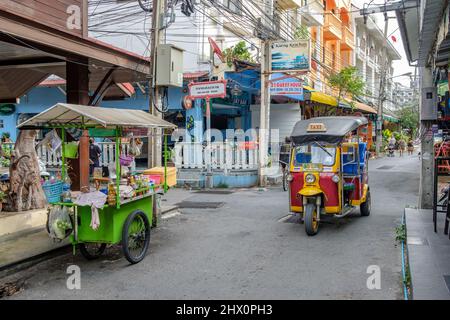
[{"x1": 302, "y1": 163, "x2": 323, "y2": 171}]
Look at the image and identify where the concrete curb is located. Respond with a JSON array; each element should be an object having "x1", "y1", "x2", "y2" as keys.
[{"x1": 0, "y1": 208, "x2": 48, "y2": 238}]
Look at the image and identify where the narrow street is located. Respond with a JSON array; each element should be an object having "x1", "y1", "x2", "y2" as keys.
[{"x1": 3, "y1": 154, "x2": 419, "y2": 300}]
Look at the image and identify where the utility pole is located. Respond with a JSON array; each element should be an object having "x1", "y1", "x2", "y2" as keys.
[
  {"x1": 258, "y1": 0, "x2": 273, "y2": 187},
  {"x1": 375, "y1": 16, "x2": 389, "y2": 156},
  {"x1": 148, "y1": 0, "x2": 166, "y2": 168},
  {"x1": 148, "y1": 0, "x2": 166, "y2": 227}
]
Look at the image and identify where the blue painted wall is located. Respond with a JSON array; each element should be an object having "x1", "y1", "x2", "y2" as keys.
[{"x1": 1, "y1": 83, "x2": 253, "y2": 142}]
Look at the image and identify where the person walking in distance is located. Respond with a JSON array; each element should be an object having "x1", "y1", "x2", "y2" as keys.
[
  {"x1": 398, "y1": 137, "x2": 406, "y2": 157},
  {"x1": 407, "y1": 140, "x2": 414, "y2": 155}
]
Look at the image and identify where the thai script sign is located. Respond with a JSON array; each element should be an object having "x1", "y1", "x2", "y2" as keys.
[{"x1": 188, "y1": 80, "x2": 227, "y2": 99}]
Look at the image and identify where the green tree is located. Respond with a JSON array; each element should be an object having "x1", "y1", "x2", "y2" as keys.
[
  {"x1": 223, "y1": 41, "x2": 254, "y2": 67},
  {"x1": 294, "y1": 25, "x2": 310, "y2": 40},
  {"x1": 328, "y1": 66, "x2": 365, "y2": 108},
  {"x1": 396, "y1": 105, "x2": 419, "y2": 137}
]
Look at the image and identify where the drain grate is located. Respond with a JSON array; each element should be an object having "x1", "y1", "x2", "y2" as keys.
[
  {"x1": 377, "y1": 165, "x2": 394, "y2": 170},
  {"x1": 444, "y1": 275, "x2": 450, "y2": 293},
  {"x1": 194, "y1": 190, "x2": 234, "y2": 195},
  {"x1": 176, "y1": 201, "x2": 225, "y2": 209}
]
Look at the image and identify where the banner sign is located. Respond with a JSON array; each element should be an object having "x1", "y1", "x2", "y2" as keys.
[
  {"x1": 188, "y1": 80, "x2": 227, "y2": 100},
  {"x1": 0, "y1": 104, "x2": 16, "y2": 116},
  {"x1": 270, "y1": 40, "x2": 310, "y2": 72},
  {"x1": 269, "y1": 73, "x2": 304, "y2": 101}
]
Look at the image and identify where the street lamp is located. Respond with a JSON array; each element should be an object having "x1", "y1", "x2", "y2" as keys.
[{"x1": 386, "y1": 72, "x2": 412, "y2": 80}]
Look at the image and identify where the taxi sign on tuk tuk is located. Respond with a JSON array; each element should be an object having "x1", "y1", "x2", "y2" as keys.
[{"x1": 307, "y1": 123, "x2": 327, "y2": 132}]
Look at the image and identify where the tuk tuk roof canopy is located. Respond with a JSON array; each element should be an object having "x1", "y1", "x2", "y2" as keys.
[
  {"x1": 290, "y1": 116, "x2": 368, "y2": 144},
  {"x1": 17, "y1": 103, "x2": 177, "y2": 129}
]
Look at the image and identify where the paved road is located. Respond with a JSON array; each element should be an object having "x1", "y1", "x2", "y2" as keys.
[{"x1": 4, "y1": 154, "x2": 420, "y2": 299}]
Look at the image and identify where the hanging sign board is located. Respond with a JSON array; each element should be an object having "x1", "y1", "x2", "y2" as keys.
[
  {"x1": 270, "y1": 73, "x2": 304, "y2": 99},
  {"x1": 188, "y1": 80, "x2": 227, "y2": 100},
  {"x1": 270, "y1": 40, "x2": 310, "y2": 72},
  {"x1": 0, "y1": 104, "x2": 16, "y2": 116}
]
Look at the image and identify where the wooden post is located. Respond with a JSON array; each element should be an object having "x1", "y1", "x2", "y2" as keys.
[
  {"x1": 79, "y1": 130, "x2": 90, "y2": 193},
  {"x1": 66, "y1": 58, "x2": 89, "y2": 191}
]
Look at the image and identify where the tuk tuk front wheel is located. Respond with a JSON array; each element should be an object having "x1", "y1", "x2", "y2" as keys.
[
  {"x1": 304, "y1": 203, "x2": 319, "y2": 236},
  {"x1": 122, "y1": 210, "x2": 151, "y2": 264},
  {"x1": 360, "y1": 189, "x2": 371, "y2": 217},
  {"x1": 79, "y1": 243, "x2": 107, "y2": 260}
]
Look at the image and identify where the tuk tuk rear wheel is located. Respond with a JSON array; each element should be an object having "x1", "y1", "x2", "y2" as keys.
[
  {"x1": 305, "y1": 203, "x2": 319, "y2": 236},
  {"x1": 360, "y1": 189, "x2": 371, "y2": 217}
]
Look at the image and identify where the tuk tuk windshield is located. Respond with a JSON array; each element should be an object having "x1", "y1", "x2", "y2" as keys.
[{"x1": 294, "y1": 142, "x2": 336, "y2": 167}]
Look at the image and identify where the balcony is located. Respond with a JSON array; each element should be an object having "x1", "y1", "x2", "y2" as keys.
[
  {"x1": 323, "y1": 12, "x2": 342, "y2": 40},
  {"x1": 340, "y1": 26, "x2": 354, "y2": 51},
  {"x1": 301, "y1": 1, "x2": 324, "y2": 26},
  {"x1": 322, "y1": 48, "x2": 340, "y2": 72},
  {"x1": 356, "y1": 47, "x2": 366, "y2": 61},
  {"x1": 276, "y1": 0, "x2": 302, "y2": 10}
]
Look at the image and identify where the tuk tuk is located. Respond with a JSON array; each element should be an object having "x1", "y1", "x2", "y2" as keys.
[{"x1": 287, "y1": 116, "x2": 371, "y2": 236}]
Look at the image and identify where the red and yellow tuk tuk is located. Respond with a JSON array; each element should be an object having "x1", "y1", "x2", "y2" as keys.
[{"x1": 287, "y1": 117, "x2": 371, "y2": 236}]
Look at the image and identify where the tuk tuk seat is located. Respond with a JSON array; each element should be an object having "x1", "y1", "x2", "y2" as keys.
[{"x1": 343, "y1": 143, "x2": 367, "y2": 175}]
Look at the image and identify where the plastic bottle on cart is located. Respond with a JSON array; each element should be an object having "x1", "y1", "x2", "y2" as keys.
[{"x1": 107, "y1": 183, "x2": 117, "y2": 206}]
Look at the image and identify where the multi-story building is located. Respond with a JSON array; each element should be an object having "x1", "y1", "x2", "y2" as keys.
[
  {"x1": 353, "y1": 9, "x2": 401, "y2": 112},
  {"x1": 392, "y1": 82, "x2": 417, "y2": 110},
  {"x1": 305, "y1": 0, "x2": 354, "y2": 96}
]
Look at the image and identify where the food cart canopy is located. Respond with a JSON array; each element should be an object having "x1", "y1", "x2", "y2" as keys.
[
  {"x1": 17, "y1": 103, "x2": 176, "y2": 129},
  {"x1": 290, "y1": 116, "x2": 368, "y2": 144}
]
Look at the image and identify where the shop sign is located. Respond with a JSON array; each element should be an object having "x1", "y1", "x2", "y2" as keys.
[
  {"x1": 0, "y1": 104, "x2": 16, "y2": 116},
  {"x1": 270, "y1": 40, "x2": 310, "y2": 72},
  {"x1": 213, "y1": 91, "x2": 249, "y2": 107},
  {"x1": 188, "y1": 80, "x2": 227, "y2": 100},
  {"x1": 269, "y1": 73, "x2": 304, "y2": 100}
]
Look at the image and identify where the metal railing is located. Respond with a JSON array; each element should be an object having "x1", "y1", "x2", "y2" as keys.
[{"x1": 173, "y1": 142, "x2": 259, "y2": 170}]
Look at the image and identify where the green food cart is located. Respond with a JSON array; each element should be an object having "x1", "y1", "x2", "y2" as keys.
[{"x1": 18, "y1": 103, "x2": 176, "y2": 264}]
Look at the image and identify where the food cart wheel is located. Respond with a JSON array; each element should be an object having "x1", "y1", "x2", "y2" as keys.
[
  {"x1": 79, "y1": 243, "x2": 107, "y2": 260},
  {"x1": 122, "y1": 210, "x2": 150, "y2": 264},
  {"x1": 304, "y1": 203, "x2": 319, "y2": 236},
  {"x1": 360, "y1": 189, "x2": 371, "y2": 217}
]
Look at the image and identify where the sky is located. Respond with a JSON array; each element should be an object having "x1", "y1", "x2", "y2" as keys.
[{"x1": 352, "y1": 0, "x2": 415, "y2": 86}]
